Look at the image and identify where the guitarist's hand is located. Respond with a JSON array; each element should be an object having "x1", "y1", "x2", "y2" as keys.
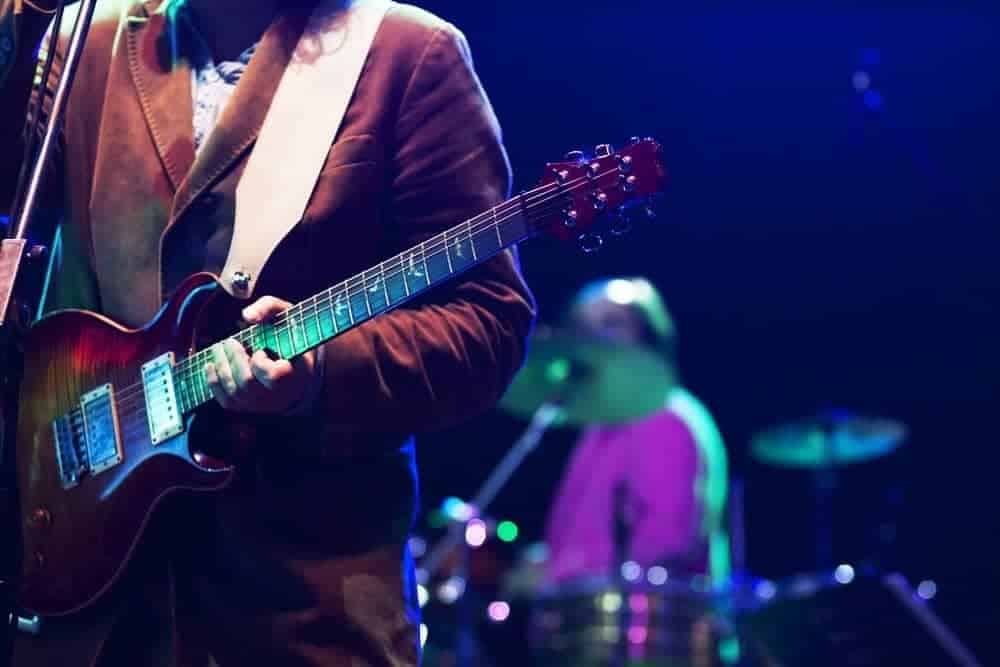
[{"x1": 204, "y1": 296, "x2": 321, "y2": 415}]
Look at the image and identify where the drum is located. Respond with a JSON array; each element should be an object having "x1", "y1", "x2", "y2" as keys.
[{"x1": 528, "y1": 576, "x2": 728, "y2": 667}]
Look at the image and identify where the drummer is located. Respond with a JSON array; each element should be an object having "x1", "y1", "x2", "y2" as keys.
[{"x1": 544, "y1": 277, "x2": 731, "y2": 587}]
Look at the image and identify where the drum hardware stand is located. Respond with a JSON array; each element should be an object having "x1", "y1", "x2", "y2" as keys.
[
  {"x1": 1, "y1": 0, "x2": 101, "y2": 658},
  {"x1": 420, "y1": 400, "x2": 565, "y2": 667},
  {"x1": 612, "y1": 481, "x2": 632, "y2": 667}
]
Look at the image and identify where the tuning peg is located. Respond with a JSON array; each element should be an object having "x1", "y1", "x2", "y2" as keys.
[
  {"x1": 578, "y1": 233, "x2": 603, "y2": 253},
  {"x1": 594, "y1": 143, "x2": 614, "y2": 158},
  {"x1": 563, "y1": 209, "x2": 579, "y2": 229},
  {"x1": 620, "y1": 175, "x2": 637, "y2": 193},
  {"x1": 592, "y1": 191, "x2": 609, "y2": 211},
  {"x1": 629, "y1": 136, "x2": 642, "y2": 145},
  {"x1": 564, "y1": 150, "x2": 586, "y2": 162},
  {"x1": 617, "y1": 154, "x2": 633, "y2": 173}
]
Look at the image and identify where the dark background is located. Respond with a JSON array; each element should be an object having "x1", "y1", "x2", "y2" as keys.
[{"x1": 410, "y1": 1, "x2": 1000, "y2": 663}]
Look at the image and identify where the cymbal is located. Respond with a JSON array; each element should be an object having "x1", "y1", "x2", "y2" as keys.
[
  {"x1": 500, "y1": 328, "x2": 674, "y2": 426},
  {"x1": 751, "y1": 412, "x2": 907, "y2": 468}
]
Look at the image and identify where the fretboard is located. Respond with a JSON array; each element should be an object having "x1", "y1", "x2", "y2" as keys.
[{"x1": 170, "y1": 186, "x2": 560, "y2": 414}]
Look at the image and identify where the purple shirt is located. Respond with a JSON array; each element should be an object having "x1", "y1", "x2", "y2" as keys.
[{"x1": 544, "y1": 408, "x2": 703, "y2": 584}]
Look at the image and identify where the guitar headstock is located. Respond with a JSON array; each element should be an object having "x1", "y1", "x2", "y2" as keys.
[{"x1": 534, "y1": 137, "x2": 666, "y2": 251}]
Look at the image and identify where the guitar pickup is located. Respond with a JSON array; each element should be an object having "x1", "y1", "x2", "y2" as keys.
[
  {"x1": 80, "y1": 383, "x2": 123, "y2": 475},
  {"x1": 142, "y1": 353, "x2": 184, "y2": 445}
]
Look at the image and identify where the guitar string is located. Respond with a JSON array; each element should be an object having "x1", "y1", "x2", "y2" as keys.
[
  {"x1": 109, "y1": 166, "x2": 632, "y2": 420},
  {"x1": 108, "y1": 185, "x2": 597, "y2": 420},
  {"x1": 104, "y1": 163, "x2": 641, "y2": 417},
  {"x1": 167, "y1": 161, "x2": 641, "y2": 402},
  {"x1": 106, "y1": 182, "x2": 577, "y2": 412}
]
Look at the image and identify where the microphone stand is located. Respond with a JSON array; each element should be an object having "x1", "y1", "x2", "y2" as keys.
[
  {"x1": 420, "y1": 401, "x2": 564, "y2": 667},
  {"x1": 1, "y1": 0, "x2": 101, "y2": 659}
]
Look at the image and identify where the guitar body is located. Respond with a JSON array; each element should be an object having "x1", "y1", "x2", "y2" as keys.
[{"x1": 15, "y1": 273, "x2": 237, "y2": 616}]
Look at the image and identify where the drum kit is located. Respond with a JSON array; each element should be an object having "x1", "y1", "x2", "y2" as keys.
[{"x1": 416, "y1": 328, "x2": 915, "y2": 667}]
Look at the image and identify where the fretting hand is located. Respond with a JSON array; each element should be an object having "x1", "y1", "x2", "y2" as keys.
[{"x1": 205, "y1": 296, "x2": 320, "y2": 414}]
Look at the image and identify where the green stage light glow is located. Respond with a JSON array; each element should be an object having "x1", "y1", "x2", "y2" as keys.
[{"x1": 497, "y1": 520, "x2": 519, "y2": 542}]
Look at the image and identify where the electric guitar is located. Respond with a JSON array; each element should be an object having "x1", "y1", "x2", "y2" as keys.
[{"x1": 15, "y1": 138, "x2": 666, "y2": 616}]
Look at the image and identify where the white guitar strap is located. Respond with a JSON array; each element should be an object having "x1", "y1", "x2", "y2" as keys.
[{"x1": 221, "y1": 0, "x2": 393, "y2": 298}]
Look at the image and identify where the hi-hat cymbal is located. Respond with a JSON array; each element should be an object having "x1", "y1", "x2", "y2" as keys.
[
  {"x1": 751, "y1": 412, "x2": 907, "y2": 468},
  {"x1": 500, "y1": 328, "x2": 674, "y2": 426}
]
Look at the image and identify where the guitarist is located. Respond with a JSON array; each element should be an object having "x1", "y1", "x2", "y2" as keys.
[{"x1": 0, "y1": 0, "x2": 535, "y2": 664}]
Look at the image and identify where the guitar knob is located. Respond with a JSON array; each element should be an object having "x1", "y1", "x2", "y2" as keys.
[
  {"x1": 578, "y1": 233, "x2": 603, "y2": 254},
  {"x1": 564, "y1": 150, "x2": 585, "y2": 162}
]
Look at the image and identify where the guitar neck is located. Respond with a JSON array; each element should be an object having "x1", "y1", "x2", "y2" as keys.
[{"x1": 170, "y1": 188, "x2": 555, "y2": 414}]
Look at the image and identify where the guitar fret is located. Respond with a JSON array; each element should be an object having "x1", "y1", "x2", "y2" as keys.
[
  {"x1": 443, "y1": 229, "x2": 454, "y2": 273},
  {"x1": 381, "y1": 263, "x2": 390, "y2": 304},
  {"x1": 145, "y1": 183, "x2": 561, "y2": 416},
  {"x1": 362, "y1": 274, "x2": 372, "y2": 314},
  {"x1": 468, "y1": 219, "x2": 478, "y2": 261}
]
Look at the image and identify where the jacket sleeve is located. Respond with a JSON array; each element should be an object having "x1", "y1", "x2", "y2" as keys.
[{"x1": 316, "y1": 24, "x2": 536, "y2": 435}]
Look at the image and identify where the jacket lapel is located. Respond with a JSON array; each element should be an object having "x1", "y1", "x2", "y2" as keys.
[
  {"x1": 170, "y1": 8, "x2": 310, "y2": 223},
  {"x1": 125, "y1": 0, "x2": 196, "y2": 193}
]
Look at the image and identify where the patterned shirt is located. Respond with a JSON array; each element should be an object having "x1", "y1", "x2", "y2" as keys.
[{"x1": 172, "y1": 1, "x2": 258, "y2": 152}]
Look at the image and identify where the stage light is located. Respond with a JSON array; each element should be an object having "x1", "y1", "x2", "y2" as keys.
[
  {"x1": 437, "y1": 577, "x2": 466, "y2": 605},
  {"x1": 754, "y1": 580, "x2": 777, "y2": 601},
  {"x1": 465, "y1": 519, "x2": 488, "y2": 548},
  {"x1": 497, "y1": 520, "x2": 519, "y2": 542},
  {"x1": 417, "y1": 584, "x2": 429, "y2": 608},
  {"x1": 917, "y1": 580, "x2": 938, "y2": 600},
  {"x1": 620, "y1": 560, "x2": 642, "y2": 582},
  {"x1": 442, "y1": 497, "x2": 474, "y2": 522},
  {"x1": 408, "y1": 536, "x2": 427, "y2": 558},
  {"x1": 487, "y1": 601, "x2": 511, "y2": 622},
  {"x1": 627, "y1": 626, "x2": 648, "y2": 645},
  {"x1": 419, "y1": 624, "x2": 429, "y2": 649},
  {"x1": 600, "y1": 592, "x2": 622, "y2": 613},
  {"x1": 834, "y1": 564, "x2": 855, "y2": 584},
  {"x1": 628, "y1": 593, "x2": 649, "y2": 614},
  {"x1": 647, "y1": 566, "x2": 668, "y2": 586}
]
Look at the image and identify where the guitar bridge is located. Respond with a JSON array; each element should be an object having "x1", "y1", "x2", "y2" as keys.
[{"x1": 53, "y1": 410, "x2": 86, "y2": 489}]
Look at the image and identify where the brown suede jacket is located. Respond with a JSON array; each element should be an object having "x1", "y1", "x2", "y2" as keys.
[{"x1": 0, "y1": 0, "x2": 535, "y2": 664}]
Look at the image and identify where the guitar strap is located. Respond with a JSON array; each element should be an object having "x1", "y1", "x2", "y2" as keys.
[{"x1": 221, "y1": 0, "x2": 393, "y2": 298}]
